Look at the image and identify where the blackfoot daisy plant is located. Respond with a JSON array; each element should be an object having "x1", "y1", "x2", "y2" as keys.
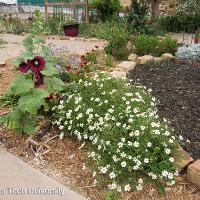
[{"x1": 52, "y1": 72, "x2": 179, "y2": 192}]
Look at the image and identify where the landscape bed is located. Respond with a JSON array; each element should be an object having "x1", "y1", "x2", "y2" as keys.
[
  {"x1": 0, "y1": 61, "x2": 200, "y2": 200},
  {"x1": 127, "y1": 61, "x2": 200, "y2": 159}
]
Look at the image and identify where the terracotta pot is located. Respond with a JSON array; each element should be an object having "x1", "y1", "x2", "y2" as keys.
[{"x1": 63, "y1": 24, "x2": 79, "y2": 37}]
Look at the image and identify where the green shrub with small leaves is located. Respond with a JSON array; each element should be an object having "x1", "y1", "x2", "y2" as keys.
[
  {"x1": 158, "y1": 15, "x2": 200, "y2": 33},
  {"x1": 133, "y1": 35, "x2": 178, "y2": 56},
  {"x1": 90, "y1": 0, "x2": 121, "y2": 21},
  {"x1": 53, "y1": 72, "x2": 179, "y2": 192}
]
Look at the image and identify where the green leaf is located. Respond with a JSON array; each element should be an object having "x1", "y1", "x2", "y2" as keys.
[
  {"x1": 23, "y1": 37, "x2": 33, "y2": 47},
  {"x1": 18, "y1": 88, "x2": 49, "y2": 114},
  {"x1": 0, "y1": 115, "x2": 6, "y2": 124},
  {"x1": 23, "y1": 116, "x2": 36, "y2": 134},
  {"x1": 5, "y1": 109, "x2": 23, "y2": 133},
  {"x1": 12, "y1": 57, "x2": 24, "y2": 66},
  {"x1": 4, "y1": 109, "x2": 36, "y2": 134},
  {"x1": 41, "y1": 64, "x2": 58, "y2": 76},
  {"x1": 45, "y1": 77, "x2": 65, "y2": 93},
  {"x1": 32, "y1": 88, "x2": 49, "y2": 99},
  {"x1": 33, "y1": 37, "x2": 45, "y2": 44},
  {"x1": 41, "y1": 45, "x2": 52, "y2": 55},
  {"x1": 7, "y1": 74, "x2": 34, "y2": 96},
  {"x1": 20, "y1": 52, "x2": 33, "y2": 60}
]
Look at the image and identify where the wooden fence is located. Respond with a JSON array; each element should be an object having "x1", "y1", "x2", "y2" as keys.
[
  {"x1": 45, "y1": 0, "x2": 89, "y2": 22},
  {"x1": 0, "y1": 0, "x2": 89, "y2": 22}
]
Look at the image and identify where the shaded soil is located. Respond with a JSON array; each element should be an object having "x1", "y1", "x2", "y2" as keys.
[{"x1": 127, "y1": 61, "x2": 200, "y2": 159}]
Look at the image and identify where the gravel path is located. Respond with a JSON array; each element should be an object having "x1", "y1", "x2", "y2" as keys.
[{"x1": 0, "y1": 34, "x2": 105, "y2": 64}]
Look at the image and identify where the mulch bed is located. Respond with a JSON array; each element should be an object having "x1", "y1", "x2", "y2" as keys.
[{"x1": 127, "y1": 61, "x2": 200, "y2": 160}]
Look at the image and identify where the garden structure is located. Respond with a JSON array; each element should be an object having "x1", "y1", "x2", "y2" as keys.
[{"x1": 0, "y1": 0, "x2": 200, "y2": 199}]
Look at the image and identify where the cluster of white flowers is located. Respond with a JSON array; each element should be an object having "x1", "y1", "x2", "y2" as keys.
[{"x1": 52, "y1": 73, "x2": 178, "y2": 192}]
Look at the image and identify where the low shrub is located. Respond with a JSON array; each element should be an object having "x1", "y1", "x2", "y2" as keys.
[
  {"x1": 90, "y1": 0, "x2": 121, "y2": 21},
  {"x1": 94, "y1": 21, "x2": 130, "y2": 60},
  {"x1": 176, "y1": 43, "x2": 200, "y2": 61},
  {"x1": 53, "y1": 72, "x2": 178, "y2": 192},
  {"x1": 133, "y1": 35, "x2": 178, "y2": 56},
  {"x1": 158, "y1": 15, "x2": 200, "y2": 33}
]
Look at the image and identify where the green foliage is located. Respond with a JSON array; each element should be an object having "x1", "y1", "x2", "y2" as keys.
[
  {"x1": 90, "y1": 0, "x2": 121, "y2": 21},
  {"x1": 105, "y1": 54, "x2": 113, "y2": 67},
  {"x1": 133, "y1": 35, "x2": 178, "y2": 56},
  {"x1": 158, "y1": 15, "x2": 200, "y2": 33},
  {"x1": 53, "y1": 72, "x2": 179, "y2": 192},
  {"x1": 30, "y1": 9, "x2": 48, "y2": 35},
  {"x1": 0, "y1": 36, "x2": 65, "y2": 134},
  {"x1": 85, "y1": 52, "x2": 97, "y2": 64},
  {"x1": 94, "y1": 21, "x2": 130, "y2": 60},
  {"x1": 128, "y1": 0, "x2": 149, "y2": 33},
  {"x1": 0, "y1": 16, "x2": 29, "y2": 34},
  {"x1": 102, "y1": 190, "x2": 121, "y2": 200},
  {"x1": 6, "y1": 73, "x2": 34, "y2": 96}
]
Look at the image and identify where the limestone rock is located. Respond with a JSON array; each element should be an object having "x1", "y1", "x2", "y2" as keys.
[
  {"x1": 136, "y1": 55, "x2": 154, "y2": 64},
  {"x1": 161, "y1": 53, "x2": 174, "y2": 61},
  {"x1": 174, "y1": 148, "x2": 193, "y2": 173},
  {"x1": 116, "y1": 61, "x2": 136, "y2": 71},
  {"x1": 110, "y1": 70, "x2": 126, "y2": 78},
  {"x1": 153, "y1": 57, "x2": 162, "y2": 62},
  {"x1": 187, "y1": 160, "x2": 200, "y2": 190},
  {"x1": 128, "y1": 53, "x2": 138, "y2": 62}
]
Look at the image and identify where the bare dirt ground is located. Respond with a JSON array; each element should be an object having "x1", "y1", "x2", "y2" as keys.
[{"x1": 0, "y1": 33, "x2": 105, "y2": 64}]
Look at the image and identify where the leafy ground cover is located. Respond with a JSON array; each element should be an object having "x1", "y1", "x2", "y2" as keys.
[
  {"x1": 127, "y1": 61, "x2": 200, "y2": 159},
  {"x1": 53, "y1": 72, "x2": 179, "y2": 192}
]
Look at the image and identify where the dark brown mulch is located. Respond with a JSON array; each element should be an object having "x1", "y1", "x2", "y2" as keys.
[{"x1": 127, "y1": 61, "x2": 200, "y2": 160}]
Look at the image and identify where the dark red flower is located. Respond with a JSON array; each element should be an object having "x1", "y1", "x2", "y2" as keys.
[
  {"x1": 66, "y1": 65, "x2": 72, "y2": 72},
  {"x1": 80, "y1": 55, "x2": 86, "y2": 60},
  {"x1": 19, "y1": 62, "x2": 30, "y2": 73},
  {"x1": 46, "y1": 93, "x2": 54, "y2": 100},
  {"x1": 34, "y1": 72, "x2": 44, "y2": 87},
  {"x1": 28, "y1": 56, "x2": 46, "y2": 72}
]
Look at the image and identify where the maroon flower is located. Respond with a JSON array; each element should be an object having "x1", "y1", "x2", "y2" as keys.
[
  {"x1": 28, "y1": 56, "x2": 46, "y2": 72},
  {"x1": 66, "y1": 65, "x2": 72, "y2": 72},
  {"x1": 19, "y1": 62, "x2": 30, "y2": 73},
  {"x1": 80, "y1": 55, "x2": 86, "y2": 60},
  {"x1": 34, "y1": 72, "x2": 44, "y2": 87},
  {"x1": 46, "y1": 93, "x2": 53, "y2": 100}
]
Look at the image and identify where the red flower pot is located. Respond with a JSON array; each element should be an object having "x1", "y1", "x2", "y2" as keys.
[{"x1": 63, "y1": 24, "x2": 79, "y2": 37}]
